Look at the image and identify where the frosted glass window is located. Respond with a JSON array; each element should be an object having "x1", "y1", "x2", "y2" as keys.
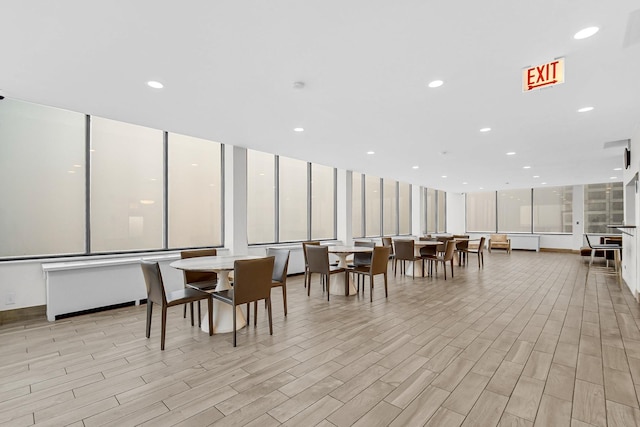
[
  {"x1": 533, "y1": 186, "x2": 573, "y2": 233},
  {"x1": 0, "y1": 99, "x2": 85, "y2": 257},
  {"x1": 466, "y1": 191, "x2": 497, "y2": 232},
  {"x1": 498, "y1": 189, "x2": 532, "y2": 233},
  {"x1": 399, "y1": 182, "x2": 411, "y2": 234},
  {"x1": 365, "y1": 175, "x2": 381, "y2": 237},
  {"x1": 585, "y1": 182, "x2": 623, "y2": 233},
  {"x1": 247, "y1": 150, "x2": 276, "y2": 244},
  {"x1": 383, "y1": 179, "x2": 397, "y2": 235},
  {"x1": 352, "y1": 173, "x2": 363, "y2": 238},
  {"x1": 279, "y1": 156, "x2": 307, "y2": 242},
  {"x1": 425, "y1": 188, "x2": 436, "y2": 233},
  {"x1": 91, "y1": 117, "x2": 163, "y2": 252},
  {"x1": 437, "y1": 190, "x2": 446, "y2": 232},
  {"x1": 311, "y1": 164, "x2": 335, "y2": 240},
  {"x1": 168, "y1": 133, "x2": 222, "y2": 248}
]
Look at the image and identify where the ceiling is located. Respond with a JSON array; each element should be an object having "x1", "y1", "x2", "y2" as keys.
[{"x1": 1, "y1": 1, "x2": 639, "y2": 193}]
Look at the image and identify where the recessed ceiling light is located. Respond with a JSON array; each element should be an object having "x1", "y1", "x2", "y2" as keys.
[
  {"x1": 140, "y1": 200, "x2": 155, "y2": 205},
  {"x1": 610, "y1": 176, "x2": 618, "y2": 180},
  {"x1": 147, "y1": 81, "x2": 164, "y2": 89},
  {"x1": 577, "y1": 106, "x2": 594, "y2": 113},
  {"x1": 479, "y1": 127, "x2": 491, "y2": 132},
  {"x1": 479, "y1": 187, "x2": 484, "y2": 190},
  {"x1": 294, "y1": 127, "x2": 304, "y2": 132},
  {"x1": 191, "y1": 163, "x2": 198, "y2": 166},
  {"x1": 412, "y1": 166, "x2": 419, "y2": 169},
  {"x1": 533, "y1": 175, "x2": 540, "y2": 178},
  {"x1": 73, "y1": 164, "x2": 82, "y2": 168},
  {"x1": 523, "y1": 166, "x2": 531, "y2": 169},
  {"x1": 613, "y1": 167, "x2": 622, "y2": 171},
  {"x1": 506, "y1": 152, "x2": 516, "y2": 156},
  {"x1": 462, "y1": 182, "x2": 468, "y2": 185},
  {"x1": 367, "y1": 151, "x2": 375, "y2": 155},
  {"x1": 428, "y1": 80, "x2": 444, "y2": 88},
  {"x1": 67, "y1": 170, "x2": 75, "y2": 174},
  {"x1": 541, "y1": 182, "x2": 547, "y2": 185},
  {"x1": 441, "y1": 175, "x2": 447, "y2": 178},
  {"x1": 574, "y1": 26, "x2": 599, "y2": 40}
]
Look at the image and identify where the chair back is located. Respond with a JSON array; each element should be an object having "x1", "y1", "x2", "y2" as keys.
[
  {"x1": 477, "y1": 237, "x2": 486, "y2": 253},
  {"x1": 267, "y1": 248, "x2": 290, "y2": 283},
  {"x1": 181, "y1": 249, "x2": 217, "y2": 284},
  {"x1": 140, "y1": 261, "x2": 166, "y2": 305},
  {"x1": 491, "y1": 234, "x2": 508, "y2": 243},
  {"x1": 233, "y1": 256, "x2": 275, "y2": 305},
  {"x1": 437, "y1": 235, "x2": 453, "y2": 243},
  {"x1": 302, "y1": 241, "x2": 320, "y2": 267},
  {"x1": 394, "y1": 240, "x2": 415, "y2": 260},
  {"x1": 306, "y1": 245, "x2": 330, "y2": 274},
  {"x1": 371, "y1": 246, "x2": 391, "y2": 274},
  {"x1": 584, "y1": 234, "x2": 593, "y2": 248},
  {"x1": 456, "y1": 239, "x2": 469, "y2": 251},
  {"x1": 354, "y1": 240, "x2": 375, "y2": 266},
  {"x1": 443, "y1": 240, "x2": 456, "y2": 261},
  {"x1": 381, "y1": 237, "x2": 394, "y2": 256}
]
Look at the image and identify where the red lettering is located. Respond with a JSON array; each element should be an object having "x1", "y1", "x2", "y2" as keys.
[
  {"x1": 527, "y1": 68, "x2": 535, "y2": 86},
  {"x1": 549, "y1": 60, "x2": 559, "y2": 79},
  {"x1": 536, "y1": 66, "x2": 545, "y2": 83}
]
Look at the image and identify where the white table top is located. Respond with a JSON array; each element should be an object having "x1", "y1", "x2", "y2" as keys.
[
  {"x1": 169, "y1": 255, "x2": 262, "y2": 272},
  {"x1": 327, "y1": 245, "x2": 374, "y2": 254}
]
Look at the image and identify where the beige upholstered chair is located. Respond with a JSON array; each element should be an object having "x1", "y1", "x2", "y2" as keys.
[
  {"x1": 350, "y1": 246, "x2": 391, "y2": 302},
  {"x1": 212, "y1": 256, "x2": 275, "y2": 347},
  {"x1": 488, "y1": 234, "x2": 511, "y2": 253},
  {"x1": 140, "y1": 261, "x2": 213, "y2": 350}
]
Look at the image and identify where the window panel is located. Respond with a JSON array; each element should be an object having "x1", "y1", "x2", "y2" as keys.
[
  {"x1": 247, "y1": 150, "x2": 276, "y2": 244},
  {"x1": 365, "y1": 175, "x2": 381, "y2": 237},
  {"x1": 352, "y1": 172, "x2": 363, "y2": 238},
  {"x1": 168, "y1": 133, "x2": 222, "y2": 248},
  {"x1": 0, "y1": 99, "x2": 85, "y2": 257},
  {"x1": 279, "y1": 156, "x2": 307, "y2": 242},
  {"x1": 437, "y1": 190, "x2": 446, "y2": 233},
  {"x1": 466, "y1": 191, "x2": 497, "y2": 232},
  {"x1": 533, "y1": 186, "x2": 572, "y2": 233},
  {"x1": 311, "y1": 164, "x2": 335, "y2": 240},
  {"x1": 426, "y1": 188, "x2": 437, "y2": 233},
  {"x1": 90, "y1": 117, "x2": 163, "y2": 252},
  {"x1": 399, "y1": 182, "x2": 411, "y2": 234},
  {"x1": 497, "y1": 189, "x2": 531, "y2": 233},
  {"x1": 585, "y1": 182, "x2": 623, "y2": 233},
  {"x1": 383, "y1": 179, "x2": 397, "y2": 235}
]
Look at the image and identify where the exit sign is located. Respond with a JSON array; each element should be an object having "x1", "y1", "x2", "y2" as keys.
[{"x1": 523, "y1": 58, "x2": 565, "y2": 92}]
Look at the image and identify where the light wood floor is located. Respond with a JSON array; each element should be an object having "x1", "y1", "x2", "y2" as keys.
[{"x1": 2, "y1": 251, "x2": 640, "y2": 426}]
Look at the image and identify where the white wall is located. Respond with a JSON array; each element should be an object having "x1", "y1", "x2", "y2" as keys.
[{"x1": 446, "y1": 193, "x2": 466, "y2": 234}]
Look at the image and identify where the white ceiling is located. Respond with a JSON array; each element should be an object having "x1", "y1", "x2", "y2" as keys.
[{"x1": 1, "y1": 1, "x2": 639, "y2": 193}]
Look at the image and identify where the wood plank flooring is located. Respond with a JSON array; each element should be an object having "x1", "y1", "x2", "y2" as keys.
[{"x1": 2, "y1": 251, "x2": 640, "y2": 426}]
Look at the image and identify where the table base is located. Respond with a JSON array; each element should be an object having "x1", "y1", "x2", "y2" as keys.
[{"x1": 201, "y1": 301, "x2": 246, "y2": 334}]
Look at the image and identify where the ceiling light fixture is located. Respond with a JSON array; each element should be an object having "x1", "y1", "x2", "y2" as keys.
[
  {"x1": 479, "y1": 127, "x2": 491, "y2": 132},
  {"x1": 541, "y1": 182, "x2": 547, "y2": 185},
  {"x1": 506, "y1": 152, "x2": 516, "y2": 156},
  {"x1": 441, "y1": 175, "x2": 447, "y2": 178},
  {"x1": 574, "y1": 26, "x2": 599, "y2": 40},
  {"x1": 412, "y1": 166, "x2": 419, "y2": 169},
  {"x1": 479, "y1": 187, "x2": 484, "y2": 190},
  {"x1": 294, "y1": 127, "x2": 304, "y2": 132},
  {"x1": 428, "y1": 80, "x2": 444, "y2": 88},
  {"x1": 577, "y1": 106, "x2": 594, "y2": 113},
  {"x1": 610, "y1": 176, "x2": 618, "y2": 179},
  {"x1": 462, "y1": 182, "x2": 468, "y2": 185},
  {"x1": 523, "y1": 166, "x2": 531, "y2": 169},
  {"x1": 533, "y1": 175, "x2": 540, "y2": 178},
  {"x1": 613, "y1": 167, "x2": 622, "y2": 171},
  {"x1": 147, "y1": 81, "x2": 164, "y2": 89},
  {"x1": 367, "y1": 151, "x2": 375, "y2": 155},
  {"x1": 140, "y1": 200, "x2": 155, "y2": 205}
]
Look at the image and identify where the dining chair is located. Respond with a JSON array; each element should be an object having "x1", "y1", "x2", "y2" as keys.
[
  {"x1": 463, "y1": 237, "x2": 485, "y2": 268},
  {"x1": 351, "y1": 246, "x2": 391, "y2": 302},
  {"x1": 454, "y1": 239, "x2": 469, "y2": 266},
  {"x1": 211, "y1": 256, "x2": 275, "y2": 347},
  {"x1": 350, "y1": 240, "x2": 375, "y2": 288},
  {"x1": 256, "y1": 248, "x2": 290, "y2": 317},
  {"x1": 180, "y1": 249, "x2": 218, "y2": 327},
  {"x1": 306, "y1": 245, "x2": 346, "y2": 300},
  {"x1": 393, "y1": 239, "x2": 421, "y2": 279},
  {"x1": 381, "y1": 237, "x2": 395, "y2": 261},
  {"x1": 419, "y1": 244, "x2": 438, "y2": 276},
  {"x1": 302, "y1": 241, "x2": 320, "y2": 288},
  {"x1": 585, "y1": 234, "x2": 621, "y2": 281},
  {"x1": 140, "y1": 260, "x2": 213, "y2": 350},
  {"x1": 427, "y1": 240, "x2": 457, "y2": 280}
]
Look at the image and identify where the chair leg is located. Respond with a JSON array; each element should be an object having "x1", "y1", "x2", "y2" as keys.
[
  {"x1": 189, "y1": 302, "x2": 194, "y2": 327},
  {"x1": 370, "y1": 275, "x2": 374, "y2": 302},
  {"x1": 450, "y1": 260, "x2": 454, "y2": 278},
  {"x1": 384, "y1": 273, "x2": 388, "y2": 298},
  {"x1": 307, "y1": 273, "x2": 312, "y2": 297},
  {"x1": 282, "y1": 285, "x2": 287, "y2": 316},
  {"x1": 233, "y1": 305, "x2": 237, "y2": 347},
  {"x1": 146, "y1": 301, "x2": 153, "y2": 338},
  {"x1": 183, "y1": 303, "x2": 187, "y2": 319},
  {"x1": 254, "y1": 301, "x2": 258, "y2": 326},
  {"x1": 161, "y1": 306, "x2": 168, "y2": 351},
  {"x1": 345, "y1": 271, "x2": 349, "y2": 296},
  {"x1": 246, "y1": 302, "x2": 250, "y2": 325},
  {"x1": 207, "y1": 298, "x2": 213, "y2": 336},
  {"x1": 267, "y1": 297, "x2": 273, "y2": 335},
  {"x1": 327, "y1": 275, "x2": 330, "y2": 301},
  {"x1": 197, "y1": 301, "x2": 202, "y2": 328}
]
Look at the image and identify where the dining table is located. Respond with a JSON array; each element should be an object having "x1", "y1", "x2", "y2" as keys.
[
  {"x1": 170, "y1": 254, "x2": 262, "y2": 334},
  {"x1": 327, "y1": 245, "x2": 373, "y2": 296}
]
